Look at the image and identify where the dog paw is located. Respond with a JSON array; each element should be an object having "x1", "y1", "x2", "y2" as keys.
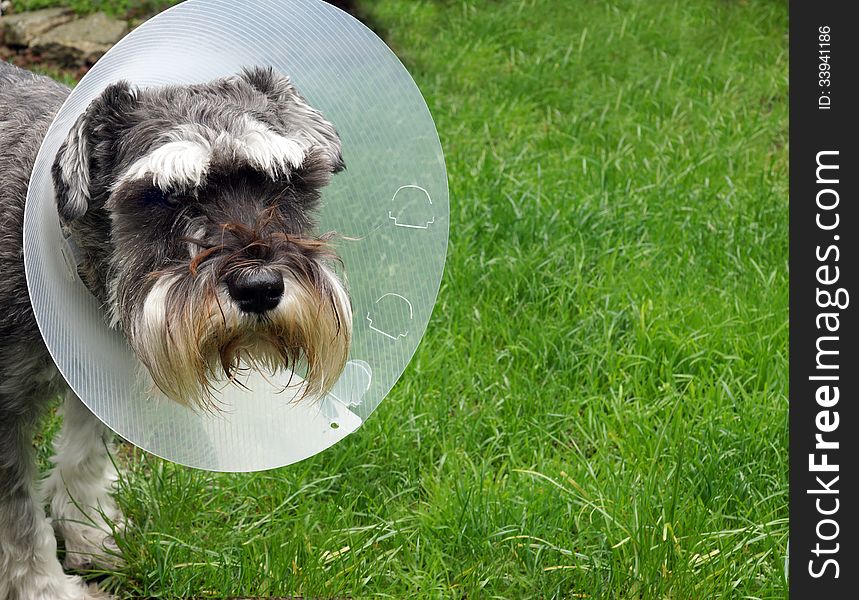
[
  {"x1": 11, "y1": 574, "x2": 115, "y2": 600},
  {"x1": 50, "y1": 489, "x2": 128, "y2": 572},
  {"x1": 83, "y1": 581, "x2": 117, "y2": 599},
  {"x1": 57, "y1": 520, "x2": 126, "y2": 571}
]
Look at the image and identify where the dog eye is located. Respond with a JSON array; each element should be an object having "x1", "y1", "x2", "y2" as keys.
[{"x1": 141, "y1": 187, "x2": 180, "y2": 207}]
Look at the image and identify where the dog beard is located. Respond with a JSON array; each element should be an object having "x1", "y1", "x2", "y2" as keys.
[{"x1": 126, "y1": 240, "x2": 352, "y2": 411}]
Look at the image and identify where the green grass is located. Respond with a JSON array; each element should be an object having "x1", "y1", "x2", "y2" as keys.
[
  {"x1": 40, "y1": 0, "x2": 788, "y2": 597},
  {"x1": 12, "y1": 0, "x2": 181, "y2": 18}
]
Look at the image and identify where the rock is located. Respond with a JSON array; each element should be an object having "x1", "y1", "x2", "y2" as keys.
[
  {"x1": 0, "y1": 7, "x2": 74, "y2": 47},
  {"x1": 31, "y1": 12, "x2": 128, "y2": 66}
]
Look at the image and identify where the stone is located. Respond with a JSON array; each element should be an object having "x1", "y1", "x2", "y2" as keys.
[
  {"x1": 31, "y1": 12, "x2": 128, "y2": 66},
  {"x1": 0, "y1": 7, "x2": 74, "y2": 48}
]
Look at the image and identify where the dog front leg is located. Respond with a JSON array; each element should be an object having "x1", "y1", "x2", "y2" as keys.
[
  {"x1": 0, "y1": 409, "x2": 109, "y2": 599},
  {"x1": 42, "y1": 391, "x2": 125, "y2": 571}
]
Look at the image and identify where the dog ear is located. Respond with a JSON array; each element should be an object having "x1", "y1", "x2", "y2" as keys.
[
  {"x1": 240, "y1": 66, "x2": 345, "y2": 174},
  {"x1": 53, "y1": 81, "x2": 137, "y2": 223}
]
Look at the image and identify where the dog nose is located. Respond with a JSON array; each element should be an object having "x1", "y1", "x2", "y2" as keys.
[{"x1": 226, "y1": 270, "x2": 284, "y2": 314}]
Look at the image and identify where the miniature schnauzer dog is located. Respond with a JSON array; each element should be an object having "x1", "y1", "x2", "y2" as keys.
[{"x1": 0, "y1": 61, "x2": 351, "y2": 599}]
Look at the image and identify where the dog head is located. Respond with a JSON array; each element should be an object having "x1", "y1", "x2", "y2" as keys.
[{"x1": 52, "y1": 67, "x2": 351, "y2": 409}]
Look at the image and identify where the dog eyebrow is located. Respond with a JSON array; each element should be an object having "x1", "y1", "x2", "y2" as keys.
[
  {"x1": 113, "y1": 119, "x2": 308, "y2": 193},
  {"x1": 114, "y1": 140, "x2": 211, "y2": 192},
  {"x1": 233, "y1": 118, "x2": 307, "y2": 175}
]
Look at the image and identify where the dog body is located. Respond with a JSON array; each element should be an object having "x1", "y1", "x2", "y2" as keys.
[{"x1": 0, "y1": 61, "x2": 351, "y2": 599}]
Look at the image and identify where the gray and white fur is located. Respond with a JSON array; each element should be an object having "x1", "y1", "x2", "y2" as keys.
[{"x1": 0, "y1": 61, "x2": 352, "y2": 599}]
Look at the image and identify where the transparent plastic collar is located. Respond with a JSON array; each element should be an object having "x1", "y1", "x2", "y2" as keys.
[{"x1": 24, "y1": 0, "x2": 448, "y2": 471}]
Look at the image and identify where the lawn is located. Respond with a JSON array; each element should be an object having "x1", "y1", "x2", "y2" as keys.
[
  {"x1": 30, "y1": 0, "x2": 788, "y2": 597},
  {"x1": 12, "y1": 0, "x2": 182, "y2": 18}
]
